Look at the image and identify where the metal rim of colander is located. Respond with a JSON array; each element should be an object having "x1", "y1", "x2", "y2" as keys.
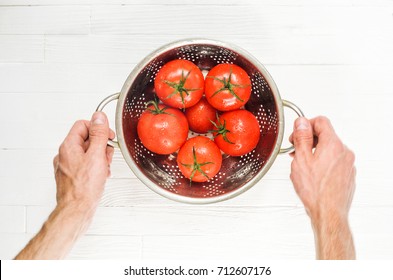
[{"x1": 115, "y1": 38, "x2": 285, "y2": 204}]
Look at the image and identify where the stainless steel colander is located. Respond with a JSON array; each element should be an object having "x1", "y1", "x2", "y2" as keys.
[{"x1": 96, "y1": 39, "x2": 304, "y2": 204}]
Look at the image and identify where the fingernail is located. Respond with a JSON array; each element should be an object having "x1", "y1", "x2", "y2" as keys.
[
  {"x1": 92, "y1": 112, "x2": 105, "y2": 125},
  {"x1": 296, "y1": 117, "x2": 309, "y2": 131}
]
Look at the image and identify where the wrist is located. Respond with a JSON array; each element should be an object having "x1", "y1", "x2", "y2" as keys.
[
  {"x1": 55, "y1": 199, "x2": 98, "y2": 224},
  {"x1": 309, "y1": 210, "x2": 355, "y2": 260},
  {"x1": 310, "y1": 210, "x2": 349, "y2": 236}
]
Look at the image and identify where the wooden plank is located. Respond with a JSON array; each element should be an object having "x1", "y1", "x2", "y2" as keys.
[
  {"x1": 0, "y1": 64, "x2": 131, "y2": 93},
  {"x1": 0, "y1": 6, "x2": 90, "y2": 35},
  {"x1": 0, "y1": 206, "x2": 25, "y2": 233},
  {"x1": 2, "y1": 232, "x2": 390, "y2": 260},
  {"x1": 0, "y1": 233, "x2": 34, "y2": 259},
  {"x1": 44, "y1": 33, "x2": 393, "y2": 65},
  {"x1": 1, "y1": 87, "x2": 392, "y2": 151},
  {"x1": 99, "y1": 177, "x2": 301, "y2": 208},
  {"x1": 0, "y1": 35, "x2": 44, "y2": 63},
  {"x1": 350, "y1": 207, "x2": 393, "y2": 235},
  {"x1": 355, "y1": 234, "x2": 393, "y2": 259},
  {"x1": 2, "y1": 155, "x2": 392, "y2": 208},
  {"x1": 0, "y1": 231, "x2": 390, "y2": 260},
  {"x1": 0, "y1": 0, "x2": 357, "y2": 7},
  {"x1": 0, "y1": 149, "x2": 56, "y2": 178},
  {"x1": 68, "y1": 235, "x2": 142, "y2": 259},
  {"x1": 100, "y1": 173, "x2": 393, "y2": 208},
  {"x1": 143, "y1": 232, "x2": 393, "y2": 260},
  {"x1": 91, "y1": 6, "x2": 393, "y2": 36},
  {"x1": 142, "y1": 233, "x2": 315, "y2": 259},
  {"x1": 1, "y1": 146, "x2": 392, "y2": 207},
  {"x1": 26, "y1": 205, "x2": 312, "y2": 236},
  {"x1": 0, "y1": 177, "x2": 56, "y2": 207},
  {"x1": 1, "y1": 1, "x2": 388, "y2": 7},
  {"x1": 352, "y1": 0, "x2": 393, "y2": 6},
  {"x1": 25, "y1": 205, "x2": 393, "y2": 237},
  {"x1": 0, "y1": 0, "x2": 391, "y2": 261}
]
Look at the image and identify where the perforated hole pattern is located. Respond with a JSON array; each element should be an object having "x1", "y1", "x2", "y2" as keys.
[{"x1": 122, "y1": 44, "x2": 279, "y2": 199}]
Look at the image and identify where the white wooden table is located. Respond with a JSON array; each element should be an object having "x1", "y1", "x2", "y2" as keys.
[{"x1": 1, "y1": 0, "x2": 392, "y2": 259}]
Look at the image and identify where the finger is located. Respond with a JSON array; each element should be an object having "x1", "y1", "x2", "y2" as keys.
[
  {"x1": 67, "y1": 120, "x2": 90, "y2": 146},
  {"x1": 60, "y1": 120, "x2": 90, "y2": 156},
  {"x1": 88, "y1": 112, "x2": 110, "y2": 155},
  {"x1": 308, "y1": 116, "x2": 338, "y2": 158},
  {"x1": 53, "y1": 154, "x2": 59, "y2": 170},
  {"x1": 289, "y1": 132, "x2": 319, "y2": 148},
  {"x1": 106, "y1": 146, "x2": 114, "y2": 164},
  {"x1": 83, "y1": 139, "x2": 90, "y2": 152},
  {"x1": 107, "y1": 166, "x2": 112, "y2": 178},
  {"x1": 292, "y1": 117, "x2": 314, "y2": 160},
  {"x1": 109, "y1": 129, "x2": 115, "y2": 140},
  {"x1": 308, "y1": 116, "x2": 335, "y2": 144},
  {"x1": 347, "y1": 166, "x2": 357, "y2": 210}
]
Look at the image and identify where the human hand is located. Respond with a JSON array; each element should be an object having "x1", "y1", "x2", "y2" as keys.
[
  {"x1": 53, "y1": 112, "x2": 115, "y2": 218},
  {"x1": 15, "y1": 112, "x2": 115, "y2": 259},
  {"x1": 290, "y1": 116, "x2": 356, "y2": 259}
]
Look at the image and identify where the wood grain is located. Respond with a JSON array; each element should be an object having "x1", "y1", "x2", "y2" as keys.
[
  {"x1": 2, "y1": 1, "x2": 392, "y2": 7},
  {"x1": 1, "y1": 148, "x2": 392, "y2": 207},
  {"x1": 0, "y1": 233, "x2": 34, "y2": 259},
  {"x1": 26, "y1": 205, "x2": 393, "y2": 235},
  {"x1": 0, "y1": 35, "x2": 44, "y2": 63},
  {"x1": 90, "y1": 5, "x2": 393, "y2": 36},
  {"x1": 44, "y1": 34, "x2": 393, "y2": 65},
  {"x1": 0, "y1": 0, "x2": 392, "y2": 260},
  {"x1": 68, "y1": 235, "x2": 142, "y2": 259},
  {"x1": 0, "y1": 0, "x2": 358, "y2": 7},
  {"x1": 0, "y1": 6, "x2": 90, "y2": 35},
  {"x1": 0, "y1": 206, "x2": 26, "y2": 233}
]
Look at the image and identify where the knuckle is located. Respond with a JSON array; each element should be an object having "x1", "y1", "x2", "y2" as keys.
[
  {"x1": 290, "y1": 160, "x2": 298, "y2": 172},
  {"x1": 89, "y1": 126, "x2": 108, "y2": 138},
  {"x1": 59, "y1": 142, "x2": 67, "y2": 155},
  {"x1": 314, "y1": 116, "x2": 332, "y2": 131},
  {"x1": 316, "y1": 116, "x2": 331, "y2": 125},
  {"x1": 353, "y1": 166, "x2": 357, "y2": 177},
  {"x1": 346, "y1": 148, "x2": 356, "y2": 164},
  {"x1": 73, "y1": 120, "x2": 83, "y2": 127},
  {"x1": 294, "y1": 130, "x2": 313, "y2": 141},
  {"x1": 290, "y1": 160, "x2": 295, "y2": 170},
  {"x1": 294, "y1": 131, "x2": 313, "y2": 147},
  {"x1": 289, "y1": 166, "x2": 299, "y2": 183},
  {"x1": 332, "y1": 140, "x2": 345, "y2": 154},
  {"x1": 53, "y1": 155, "x2": 59, "y2": 166}
]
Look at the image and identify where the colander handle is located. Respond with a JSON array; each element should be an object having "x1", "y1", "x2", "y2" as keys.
[
  {"x1": 96, "y1": 93, "x2": 121, "y2": 148},
  {"x1": 279, "y1": 99, "x2": 305, "y2": 154}
]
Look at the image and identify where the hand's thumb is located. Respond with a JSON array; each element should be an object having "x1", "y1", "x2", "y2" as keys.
[
  {"x1": 293, "y1": 117, "x2": 313, "y2": 158},
  {"x1": 88, "y1": 112, "x2": 109, "y2": 153}
]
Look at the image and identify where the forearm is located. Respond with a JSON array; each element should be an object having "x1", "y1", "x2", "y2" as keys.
[
  {"x1": 15, "y1": 202, "x2": 95, "y2": 260},
  {"x1": 311, "y1": 215, "x2": 355, "y2": 260}
]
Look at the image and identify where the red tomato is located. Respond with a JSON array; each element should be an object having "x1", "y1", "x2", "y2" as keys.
[
  {"x1": 184, "y1": 97, "x2": 218, "y2": 134},
  {"x1": 205, "y1": 64, "x2": 251, "y2": 111},
  {"x1": 212, "y1": 110, "x2": 260, "y2": 156},
  {"x1": 137, "y1": 101, "x2": 188, "y2": 155},
  {"x1": 177, "y1": 136, "x2": 222, "y2": 183},
  {"x1": 154, "y1": 59, "x2": 204, "y2": 109}
]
